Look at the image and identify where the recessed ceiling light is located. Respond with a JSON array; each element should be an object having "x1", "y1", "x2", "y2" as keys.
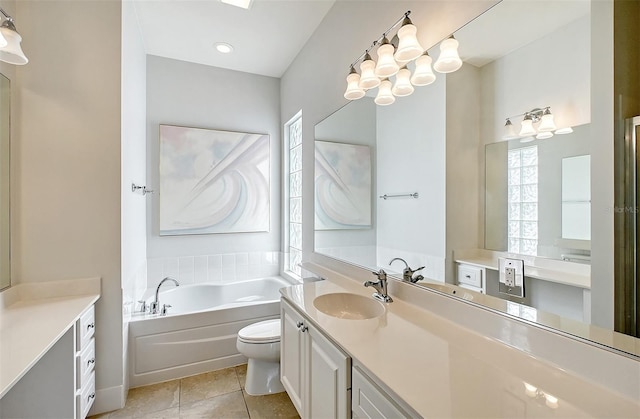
[
  {"x1": 220, "y1": 0, "x2": 253, "y2": 10},
  {"x1": 215, "y1": 42, "x2": 234, "y2": 54}
]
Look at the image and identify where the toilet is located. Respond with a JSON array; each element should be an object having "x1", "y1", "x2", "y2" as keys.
[{"x1": 236, "y1": 318, "x2": 285, "y2": 396}]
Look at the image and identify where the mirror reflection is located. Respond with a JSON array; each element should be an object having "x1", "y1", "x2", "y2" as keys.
[
  {"x1": 485, "y1": 124, "x2": 592, "y2": 262},
  {"x1": 0, "y1": 72, "x2": 9, "y2": 291},
  {"x1": 313, "y1": 0, "x2": 625, "y2": 343}
]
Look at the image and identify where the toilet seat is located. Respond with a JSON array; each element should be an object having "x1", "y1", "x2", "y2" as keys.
[{"x1": 238, "y1": 319, "x2": 281, "y2": 344}]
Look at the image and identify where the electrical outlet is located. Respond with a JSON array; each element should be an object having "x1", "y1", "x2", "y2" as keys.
[{"x1": 505, "y1": 267, "x2": 516, "y2": 287}]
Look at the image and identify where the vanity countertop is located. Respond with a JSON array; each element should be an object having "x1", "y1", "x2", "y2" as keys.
[
  {"x1": 280, "y1": 273, "x2": 639, "y2": 418},
  {"x1": 0, "y1": 278, "x2": 100, "y2": 398}
]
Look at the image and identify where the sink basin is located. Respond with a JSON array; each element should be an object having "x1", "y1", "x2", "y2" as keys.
[{"x1": 313, "y1": 293, "x2": 385, "y2": 320}]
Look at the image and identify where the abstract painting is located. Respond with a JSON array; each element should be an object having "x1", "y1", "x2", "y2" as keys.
[
  {"x1": 315, "y1": 141, "x2": 371, "y2": 230},
  {"x1": 159, "y1": 125, "x2": 270, "y2": 235}
]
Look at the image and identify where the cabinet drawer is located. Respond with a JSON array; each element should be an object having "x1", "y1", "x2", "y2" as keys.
[
  {"x1": 77, "y1": 338, "x2": 96, "y2": 389},
  {"x1": 77, "y1": 306, "x2": 95, "y2": 351},
  {"x1": 77, "y1": 371, "x2": 96, "y2": 419},
  {"x1": 457, "y1": 265, "x2": 483, "y2": 288}
]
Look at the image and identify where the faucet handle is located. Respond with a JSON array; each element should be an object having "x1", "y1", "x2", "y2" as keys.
[
  {"x1": 137, "y1": 300, "x2": 148, "y2": 313},
  {"x1": 161, "y1": 304, "x2": 172, "y2": 316},
  {"x1": 372, "y1": 268, "x2": 387, "y2": 280}
]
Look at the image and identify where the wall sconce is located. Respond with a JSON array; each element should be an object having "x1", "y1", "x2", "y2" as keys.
[
  {"x1": 343, "y1": 10, "x2": 462, "y2": 105},
  {"x1": 0, "y1": 7, "x2": 28, "y2": 65},
  {"x1": 503, "y1": 107, "x2": 573, "y2": 142}
]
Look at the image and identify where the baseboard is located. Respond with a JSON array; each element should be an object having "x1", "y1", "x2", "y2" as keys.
[{"x1": 87, "y1": 384, "x2": 126, "y2": 416}]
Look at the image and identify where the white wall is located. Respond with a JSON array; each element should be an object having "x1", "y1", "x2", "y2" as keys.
[
  {"x1": 145, "y1": 56, "x2": 281, "y2": 270},
  {"x1": 377, "y1": 80, "x2": 447, "y2": 281},
  {"x1": 280, "y1": 0, "x2": 498, "y2": 278},
  {"x1": 14, "y1": 0, "x2": 123, "y2": 411},
  {"x1": 120, "y1": 0, "x2": 147, "y2": 409}
]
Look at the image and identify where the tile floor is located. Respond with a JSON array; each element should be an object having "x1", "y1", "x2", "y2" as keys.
[{"x1": 89, "y1": 365, "x2": 299, "y2": 419}]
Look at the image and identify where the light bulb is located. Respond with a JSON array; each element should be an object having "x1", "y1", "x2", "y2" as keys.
[
  {"x1": 375, "y1": 80, "x2": 395, "y2": 106},
  {"x1": 523, "y1": 382, "x2": 537, "y2": 398},
  {"x1": 544, "y1": 393, "x2": 559, "y2": 409},
  {"x1": 359, "y1": 52, "x2": 380, "y2": 90},
  {"x1": 538, "y1": 108, "x2": 556, "y2": 132},
  {"x1": 375, "y1": 36, "x2": 399, "y2": 78},
  {"x1": 503, "y1": 119, "x2": 518, "y2": 140},
  {"x1": 411, "y1": 52, "x2": 436, "y2": 86},
  {"x1": 394, "y1": 17, "x2": 423, "y2": 63},
  {"x1": 343, "y1": 67, "x2": 365, "y2": 100},
  {"x1": 433, "y1": 36, "x2": 462, "y2": 73},
  {"x1": 519, "y1": 114, "x2": 537, "y2": 137},
  {"x1": 392, "y1": 68, "x2": 414, "y2": 97}
]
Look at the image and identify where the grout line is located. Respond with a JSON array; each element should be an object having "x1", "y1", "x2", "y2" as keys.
[{"x1": 236, "y1": 366, "x2": 252, "y2": 418}]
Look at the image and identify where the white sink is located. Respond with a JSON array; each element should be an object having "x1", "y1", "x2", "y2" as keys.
[{"x1": 313, "y1": 293, "x2": 385, "y2": 320}]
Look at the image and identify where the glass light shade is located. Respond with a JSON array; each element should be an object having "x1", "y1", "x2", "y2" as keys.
[
  {"x1": 359, "y1": 54, "x2": 380, "y2": 90},
  {"x1": 375, "y1": 80, "x2": 395, "y2": 106},
  {"x1": 394, "y1": 21, "x2": 423, "y2": 63},
  {"x1": 519, "y1": 117, "x2": 536, "y2": 137},
  {"x1": 411, "y1": 53, "x2": 436, "y2": 86},
  {"x1": 538, "y1": 110, "x2": 556, "y2": 132},
  {"x1": 555, "y1": 127, "x2": 574, "y2": 135},
  {"x1": 536, "y1": 131, "x2": 553, "y2": 140},
  {"x1": 374, "y1": 41, "x2": 399, "y2": 78},
  {"x1": 503, "y1": 119, "x2": 519, "y2": 140},
  {"x1": 433, "y1": 37, "x2": 462, "y2": 73},
  {"x1": 0, "y1": 21, "x2": 27, "y2": 65},
  {"x1": 392, "y1": 68, "x2": 414, "y2": 97},
  {"x1": 344, "y1": 70, "x2": 365, "y2": 100}
]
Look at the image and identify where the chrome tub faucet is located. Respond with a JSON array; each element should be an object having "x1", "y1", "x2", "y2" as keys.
[
  {"x1": 389, "y1": 257, "x2": 425, "y2": 283},
  {"x1": 151, "y1": 277, "x2": 180, "y2": 314},
  {"x1": 364, "y1": 269, "x2": 393, "y2": 303}
]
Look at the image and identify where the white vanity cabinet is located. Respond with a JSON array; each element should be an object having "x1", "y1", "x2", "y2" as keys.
[
  {"x1": 0, "y1": 303, "x2": 97, "y2": 419},
  {"x1": 280, "y1": 299, "x2": 351, "y2": 418}
]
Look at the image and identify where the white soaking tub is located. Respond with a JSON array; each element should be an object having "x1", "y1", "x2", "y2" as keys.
[{"x1": 128, "y1": 276, "x2": 292, "y2": 387}]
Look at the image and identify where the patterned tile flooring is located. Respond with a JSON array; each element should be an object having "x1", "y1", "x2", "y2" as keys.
[{"x1": 89, "y1": 365, "x2": 300, "y2": 419}]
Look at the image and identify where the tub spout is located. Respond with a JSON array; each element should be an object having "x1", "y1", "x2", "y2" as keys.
[{"x1": 151, "y1": 277, "x2": 180, "y2": 314}]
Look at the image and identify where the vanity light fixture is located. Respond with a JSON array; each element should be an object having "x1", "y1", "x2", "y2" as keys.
[
  {"x1": 343, "y1": 10, "x2": 464, "y2": 106},
  {"x1": 502, "y1": 107, "x2": 572, "y2": 141},
  {"x1": 0, "y1": 7, "x2": 27, "y2": 65},
  {"x1": 523, "y1": 382, "x2": 559, "y2": 410}
]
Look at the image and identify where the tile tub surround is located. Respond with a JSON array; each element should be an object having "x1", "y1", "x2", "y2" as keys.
[
  {"x1": 286, "y1": 263, "x2": 640, "y2": 418},
  {"x1": 147, "y1": 251, "x2": 281, "y2": 289},
  {"x1": 89, "y1": 365, "x2": 299, "y2": 419}
]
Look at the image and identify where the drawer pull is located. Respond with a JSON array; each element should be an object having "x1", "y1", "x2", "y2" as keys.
[
  {"x1": 465, "y1": 275, "x2": 471, "y2": 278},
  {"x1": 87, "y1": 323, "x2": 95, "y2": 330},
  {"x1": 87, "y1": 358, "x2": 96, "y2": 365},
  {"x1": 296, "y1": 321, "x2": 304, "y2": 328},
  {"x1": 88, "y1": 393, "x2": 96, "y2": 401}
]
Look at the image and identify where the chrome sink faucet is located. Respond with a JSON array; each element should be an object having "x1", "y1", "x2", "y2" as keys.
[
  {"x1": 151, "y1": 277, "x2": 180, "y2": 314},
  {"x1": 364, "y1": 269, "x2": 393, "y2": 303},
  {"x1": 389, "y1": 257, "x2": 425, "y2": 283}
]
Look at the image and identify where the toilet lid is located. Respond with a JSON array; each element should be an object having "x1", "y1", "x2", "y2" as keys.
[{"x1": 238, "y1": 319, "x2": 281, "y2": 343}]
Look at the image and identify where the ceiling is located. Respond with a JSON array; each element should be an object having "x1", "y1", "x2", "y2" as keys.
[{"x1": 132, "y1": 0, "x2": 336, "y2": 78}]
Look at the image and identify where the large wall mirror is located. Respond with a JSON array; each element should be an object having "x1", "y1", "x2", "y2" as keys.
[
  {"x1": 314, "y1": 0, "x2": 639, "y2": 354},
  {"x1": 0, "y1": 72, "x2": 9, "y2": 291}
]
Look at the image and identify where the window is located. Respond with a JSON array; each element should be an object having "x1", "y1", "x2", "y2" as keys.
[
  {"x1": 507, "y1": 146, "x2": 538, "y2": 256},
  {"x1": 284, "y1": 112, "x2": 302, "y2": 280}
]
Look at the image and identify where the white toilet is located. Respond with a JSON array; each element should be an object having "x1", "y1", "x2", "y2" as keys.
[{"x1": 236, "y1": 318, "x2": 285, "y2": 396}]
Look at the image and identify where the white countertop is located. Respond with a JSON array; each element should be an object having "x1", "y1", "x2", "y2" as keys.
[
  {"x1": 281, "y1": 275, "x2": 639, "y2": 418},
  {"x1": 0, "y1": 278, "x2": 100, "y2": 398}
]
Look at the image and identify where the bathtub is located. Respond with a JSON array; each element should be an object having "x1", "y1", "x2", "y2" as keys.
[{"x1": 128, "y1": 276, "x2": 292, "y2": 387}]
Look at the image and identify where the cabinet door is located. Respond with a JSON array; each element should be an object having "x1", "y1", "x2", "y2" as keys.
[
  {"x1": 352, "y1": 366, "x2": 410, "y2": 419},
  {"x1": 280, "y1": 301, "x2": 305, "y2": 415},
  {"x1": 307, "y1": 324, "x2": 350, "y2": 419}
]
